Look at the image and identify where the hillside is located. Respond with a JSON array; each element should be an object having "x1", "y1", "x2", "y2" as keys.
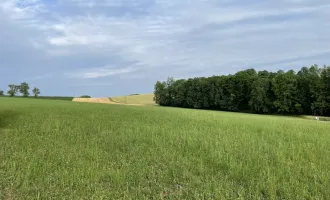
[{"x1": 110, "y1": 94, "x2": 155, "y2": 105}]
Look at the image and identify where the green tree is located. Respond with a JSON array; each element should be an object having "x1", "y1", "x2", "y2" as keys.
[
  {"x1": 272, "y1": 70, "x2": 301, "y2": 114},
  {"x1": 0, "y1": 90, "x2": 4, "y2": 96},
  {"x1": 170, "y1": 79, "x2": 187, "y2": 107},
  {"x1": 212, "y1": 76, "x2": 227, "y2": 110},
  {"x1": 32, "y1": 87, "x2": 41, "y2": 98},
  {"x1": 19, "y1": 82, "x2": 30, "y2": 97},
  {"x1": 153, "y1": 81, "x2": 166, "y2": 105},
  {"x1": 233, "y1": 69, "x2": 257, "y2": 111},
  {"x1": 153, "y1": 65, "x2": 330, "y2": 116},
  {"x1": 316, "y1": 66, "x2": 330, "y2": 115},
  {"x1": 296, "y1": 65, "x2": 323, "y2": 115},
  {"x1": 185, "y1": 78, "x2": 204, "y2": 109},
  {"x1": 249, "y1": 77, "x2": 274, "y2": 113},
  {"x1": 7, "y1": 84, "x2": 19, "y2": 97}
]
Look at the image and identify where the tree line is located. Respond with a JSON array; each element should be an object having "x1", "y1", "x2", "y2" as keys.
[
  {"x1": 0, "y1": 82, "x2": 40, "y2": 98},
  {"x1": 154, "y1": 65, "x2": 330, "y2": 116}
]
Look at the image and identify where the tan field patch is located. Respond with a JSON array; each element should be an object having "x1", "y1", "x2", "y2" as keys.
[
  {"x1": 72, "y1": 97, "x2": 153, "y2": 106},
  {"x1": 110, "y1": 94, "x2": 155, "y2": 105},
  {"x1": 72, "y1": 97, "x2": 115, "y2": 104}
]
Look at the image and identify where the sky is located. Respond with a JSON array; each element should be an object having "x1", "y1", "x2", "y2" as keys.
[{"x1": 0, "y1": 0, "x2": 329, "y2": 97}]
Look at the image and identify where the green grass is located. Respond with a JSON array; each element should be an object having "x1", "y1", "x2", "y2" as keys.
[
  {"x1": 0, "y1": 96, "x2": 74, "y2": 101},
  {"x1": 1, "y1": 97, "x2": 330, "y2": 199},
  {"x1": 34, "y1": 96, "x2": 74, "y2": 101},
  {"x1": 110, "y1": 94, "x2": 155, "y2": 105}
]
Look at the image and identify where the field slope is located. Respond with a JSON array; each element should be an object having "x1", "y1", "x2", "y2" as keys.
[
  {"x1": 0, "y1": 97, "x2": 329, "y2": 199},
  {"x1": 110, "y1": 94, "x2": 155, "y2": 105}
]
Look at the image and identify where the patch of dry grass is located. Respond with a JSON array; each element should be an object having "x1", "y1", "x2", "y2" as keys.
[
  {"x1": 110, "y1": 94, "x2": 155, "y2": 105},
  {"x1": 72, "y1": 98, "x2": 114, "y2": 104}
]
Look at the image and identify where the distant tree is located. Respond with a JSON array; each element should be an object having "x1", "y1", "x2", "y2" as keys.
[
  {"x1": 171, "y1": 79, "x2": 187, "y2": 107},
  {"x1": 7, "y1": 84, "x2": 19, "y2": 97},
  {"x1": 232, "y1": 69, "x2": 257, "y2": 111},
  {"x1": 19, "y1": 82, "x2": 30, "y2": 97},
  {"x1": 0, "y1": 90, "x2": 4, "y2": 96},
  {"x1": 153, "y1": 80, "x2": 166, "y2": 105},
  {"x1": 272, "y1": 70, "x2": 302, "y2": 114},
  {"x1": 314, "y1": 66, "x2": 330, "y2": 116},
  {"x1": 32, "y1": 87, "x2": 40, "y2": 98},
  {"x1": 80, "y1": 95, "x2": 91, "y2": 98},
  {"x1": 249, "y1": 77, "x2": 274, "y2": 113}
]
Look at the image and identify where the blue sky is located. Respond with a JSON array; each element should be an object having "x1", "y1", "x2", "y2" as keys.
[{"x1": 0, "y1": 0, "x2": 329, "y2": 97}]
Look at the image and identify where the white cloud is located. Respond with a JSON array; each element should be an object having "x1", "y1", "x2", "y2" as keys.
[
  {"x1": 40, "y1": 1, "x2": 330, "y2": 76},
  {"x1": 1, "y1": 0, "x2": 330, "y2": 96},
  {"x1": 67, "y1": 66, "x2": 137, "y2": 79},
  {"x1": 0, "y1": 0, "x2": 44, "y2": 20}
]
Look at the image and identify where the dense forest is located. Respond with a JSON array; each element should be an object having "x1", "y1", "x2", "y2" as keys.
[{"x1": 154, "y1": 65, "x2": 330, "y2": 116}]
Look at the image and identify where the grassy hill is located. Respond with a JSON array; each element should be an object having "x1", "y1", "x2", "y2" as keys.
[
  {"x1": 1, "y1": 97, "x2": 330, "y2": 199},
  {"x1": 110, "y1": 94, "x2": 155, "y2": 105}
]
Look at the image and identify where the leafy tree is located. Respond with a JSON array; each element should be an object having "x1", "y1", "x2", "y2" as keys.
[
  {"x1": 7, "y1": 84, "x2": 19, "y2": 97},
  {"x1": 316, "y1": 66, "x2": 330, "y2": 115},
  {"x1": 32, "y1": 87, "x2": 41, "y2": 98},
  {"x1": 170, "y1": 79, "x2": 187, "y2": 107},
  {"x1": 249, "y1": 77, "x2": 274, "y2": 113},
  {"x1": 0, "y1": 90, "x2": 4, "y2": 96},
  {"x1": 272, "y1": 70, "x2": 302, "y2": 114},
  {"x1": 153, "y1": 80, "x2": 166, "y2": 105},
  {"x1": 80, "y1": 95, "x2": 91, "y2": 98},
  {"x1": 296, "y1": 65, "x2": 322, "y2": 115},
  {"x1": 153, "y1": 65, "x2": 330, "y2": 116},
  {"x1": 233, "y1": 69, "x2": 257, "y2": 111},
  {"x1": 19, "y1": 82, "x2": 30, "y2": 97}
]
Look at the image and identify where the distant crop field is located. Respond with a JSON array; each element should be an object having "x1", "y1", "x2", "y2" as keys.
[
  {"x1": 0, "y1": 97, "x2": 329, "y2": 199},
  {"x1": 110, "y1": 94, "x2": 155, "y2": 105}
]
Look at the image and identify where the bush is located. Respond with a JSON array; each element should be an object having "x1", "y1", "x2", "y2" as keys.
[{"x1": 80, "y1": 95, "x2": 91, "y2": 98}]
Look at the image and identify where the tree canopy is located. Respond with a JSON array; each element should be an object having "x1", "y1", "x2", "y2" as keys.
[
  {"x1": 154, "y1": 65, "x2": 330, "y2": 116},
  {"x1": 7, "y1": 84, "x2": 19, "y2": 97},
  {"x1": 32, "y1": 87, "x2": 41, "y2": 98},
  {"x1": 19, "y1": 82, "x2": 30, "y2": 97}
]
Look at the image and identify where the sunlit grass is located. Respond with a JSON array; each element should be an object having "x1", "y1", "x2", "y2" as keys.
[
  {"x1": 0, "y1": 97, "x2": 329, "y2": 199},
  {"x1": 0, "y1": 96, "x2": 73, "y2": 101}
]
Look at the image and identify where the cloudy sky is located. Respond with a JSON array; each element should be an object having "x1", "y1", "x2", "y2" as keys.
[{"x1": 0, "y1": 0, "x2": 329, "y2": 97}]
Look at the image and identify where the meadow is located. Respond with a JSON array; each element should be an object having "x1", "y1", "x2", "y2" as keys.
[
  {"x1": 0, "y1": 96, "x2": 74, "y2": 101},
  {"x1": 0, "y1": 97, "x2": 329, "y2": 199}
]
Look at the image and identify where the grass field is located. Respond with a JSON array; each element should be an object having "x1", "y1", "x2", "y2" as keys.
[
  {"x1": 110, "y1": 94, "x2": 155, "y2": 105},
  {"x1": 1, "y1": 97, "x2": 330, "y2": 199},
  {"x1": 0, "y1": 96, "x2": 74, "y2": 101}
]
